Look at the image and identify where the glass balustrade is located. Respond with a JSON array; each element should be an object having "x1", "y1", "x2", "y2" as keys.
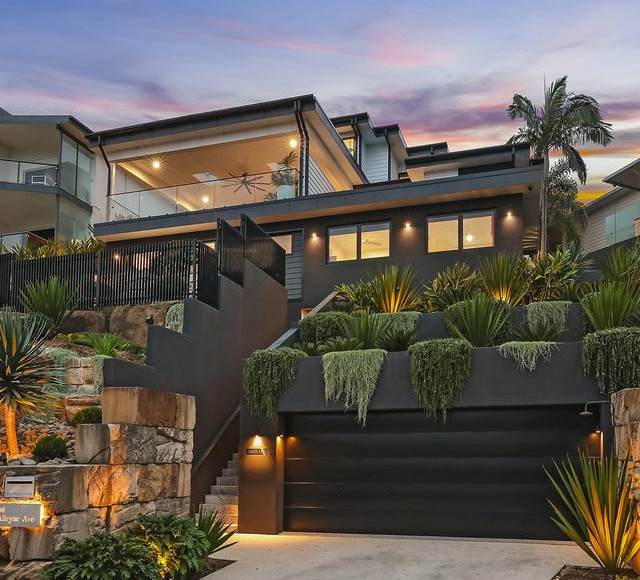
[{"x1": 0, "y1": 159, "x2": 58, "y2": 187}]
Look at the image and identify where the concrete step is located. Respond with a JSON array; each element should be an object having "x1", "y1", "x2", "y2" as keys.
[
  {"x1": 216, "y1": 476, "x2": 238, "y2": 486},
  {"x1": 204, "y1": 493, "x2": 238, "y2": 505},
  {"x1": 232, "y1": 452, "x2": 239, "y2": 461},
  {"x1": 198, "y1": 506, "x2": 238, "y2": 526},
  {"x1": 209, "y1": 485, "x2": 237, "y2": 495},
  {"x1": 221, "y1": 468, "x2": 238, "y2": 477},
  {"x1": 226, "y1": 460, "x2": 240, "y2": 470},
  {"x1": 202, "y1": 503, "x2": 237, "y2": 515}
]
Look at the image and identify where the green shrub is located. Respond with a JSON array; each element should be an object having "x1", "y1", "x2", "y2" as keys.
[
  {"x1": 197, "y1": 508, "x2": 237, "y2": 555},
  {"x1": 511, "y1": 319, "x2": 563, "y2": 342},
  {"x1": 379, "y1": 328, "x2": 417, "y2": 352},
  {"x1": 368, "y1": 265, "x2": 421, "y2": 313},
  {"x1": 445, "y1": 295, "x2": 511, "y2": 347},
  {"x1": 335, "y1": 279, "x2": 374, "y2": 311},
  {"x1": 243, "y1": 347, "x2": 305, "y2": 418},
  {"x1": 70, "y1": 406, "x2": 102, "y2": 426},
  {"x1": 164, "y1": 302, "x2": 184, "y2": 333},
  {"x1": 323, "y1": 349, "x2": 386, "y2": 426},
  {"x1": 294, "y1": 342, "x2": 324, "y2": 356},
  {"x1": 298, "y1": 311, "x2": 351, "y2": 344},
  {"x1": 20, "y1": 277, "x2": 78, "y2": 335},
  {"x1": 128, "y1": 514, "x2": 209, "y2": 580},
  {"x1": 44, "y1": 533, "x2": 161, "y2": 580},
  {"x1": 319, "y1": 337, "x2": 364, "y2": 353},
  {"x1": 371, "y1": 311, "x2": 421, "y2": 334},
  {"x1": 409, "y1": 339, "x2": 472, "y2": 419},
  {"x1": 582, "y1": 328, "x2": 640, "y2": 395},
  {"x1": 44, "y1": 347, "x2": 79, "y2": 369},
  {"x1": 341, "y1": 313, "x2": 391, "y2": 349},
  {"x1": 524, "y1": 300, "x2": 571, "y2": 331},
  {"x1": 478, "y1": 253, "x2": 531, "y2": 307},
  {"x1": 497, "y1": 341, "x2": 556, "y2": 372},
  {"x1": 32, "y1": 434, "x2": 68, "y2": 462},
  {"x1": 528, "y1": 249, "x2": 580, "y2": 301},
  {"x1": 88, "y1": 332, "x2": 129, "y2": 356},
  {"x1": 579, "y1": 282, "x2": 640, "y2": 330},
  {"x1": 7, "y1": 237, "x2": 105, "y2": 260},
  {"x1": 423, "y1": 262, "x2": 480, "y2": 311},
  {"x1": 604, "y1": 240, "x2": 640, "y2": 286}
]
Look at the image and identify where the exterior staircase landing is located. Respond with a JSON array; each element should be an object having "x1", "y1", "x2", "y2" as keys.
[{"x1": 201, "y1": 452, "x2": 239, "y2": 529}]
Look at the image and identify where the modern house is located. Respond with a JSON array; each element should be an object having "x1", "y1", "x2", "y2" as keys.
[
  {"x1": 583, "y1": 157, "x2": 640, "y2": 255},
  {"x1": 89, "y1": 95, "x2": 542, "y2": 320},
  {"x1": 0, "y1": 109, "x2": 95, "y2": 251}
]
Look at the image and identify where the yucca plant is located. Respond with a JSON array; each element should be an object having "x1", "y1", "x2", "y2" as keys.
[
  {"x1": 88, "y1": 333, "x2": 129, "y2": 357},
  {"x1": 445, "y1": 295, "x2": 511, "y2": 347},
  {"x1": 340, "y1": 313, "x2": 391, "y2": 349},
  {"x1": 20, "y1": 276, "x2": 78, "y2": 335},
  {"x1": 368, "y1": 265, "x2": 421, "y2": 313},
  {"x1": 318, "y1": 337, "x2": 364, "y2": 354},
  {"x1": 546, "y1": 451, "x2": 640, "y2": 574},
  {"x1": 0, "y1": 309, "x2": 60, "y2": 455},
  {"x1": 604, "y1": 241, "x2": 640, "y2": 287},
  {"x1": 528, "y1": 248, "x2": 581, "y2": 302},
  {"x1": 423, "y1": 262, "x2": 480, "y2": 312},
  {"x1": 478, "y1": 253, "x2": 532, "y2": 307},
  {"x1": 379, "y1": 328, "x2": 417, "y2": 352},
  {"x1": 579, "y1": 282, "x2": 640, "y2": 330},
  {"x1": 511, "y1": 319, "x2": 564, "y2": 342},
  {"x1": 196, "y1": 508, "x2": 237, "y2": 554}
]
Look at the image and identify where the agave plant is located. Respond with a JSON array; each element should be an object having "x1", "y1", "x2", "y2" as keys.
[
  {"x1": 20, "y1": 277, "x2": 78, "y2": 335},
  {"x1": 478, "y1": 253, "x2": 532, "y2": 307},
  {"x1": 445, "y1": 295, "x2": 511, "y2": 347},
  {"x1": 0, "y1": 309, "x2": 60, "y2": 455},
  {"x1": 579, "y1": 282, "x2": 640, "y2": 331},
  {"x1": 340, "y1": 313, "x2": 391, "y2": 349},
  {"x1": 546, "y1": 451, "x2": 640, "y2": 574},
  {"x1": 368, "y1": 265, "x2": 421, "y2": 313},
  {"x1": 604, "y1": 241, "x2": 640, "y2": 287},
  {"x1": 319, "y1": 337, "x2": 364, "y2": 354},
  {"x1": 196, "y1": 508, "x2": 237, "y2": 555},
  {"x1": 528, "y1": 248, "x2": 581, "y2": 302},
  {"x1": 511, "y1": 319, "x2": 564, "y2": 342},
  {"x1": 423, "y1": 262, "x2": 480, "y2": 312}
]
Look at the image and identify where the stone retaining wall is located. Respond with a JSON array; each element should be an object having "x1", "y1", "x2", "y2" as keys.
[{"x1": 0, "y1": 387, "x2": 195, "y2": 562}]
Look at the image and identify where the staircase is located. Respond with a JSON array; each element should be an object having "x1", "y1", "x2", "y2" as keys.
[{"x1": 201, "y1": 452, "x2": 239, "y2": 529}]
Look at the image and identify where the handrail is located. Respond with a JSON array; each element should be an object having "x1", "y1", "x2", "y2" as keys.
[
  {"x1": 0, "y1": 158, "x2": 57, "y2": 167},
  {"x1": 192, "y1": 403, "x2": 241, "y2": 473},
  {"x1": 302, "y1": 289, "x2": 339, "y2": 320}
]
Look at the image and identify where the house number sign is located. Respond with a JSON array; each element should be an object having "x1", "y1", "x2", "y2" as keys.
[
  {"x1": 246, "y1": 448, "x2": 264, "y2": 455},
  {"x1": 0, "y1": 502, "x2": 42, "y2": 528}
]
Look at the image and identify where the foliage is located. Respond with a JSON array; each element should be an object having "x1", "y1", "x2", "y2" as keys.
[
  {"x1": 128, "y1": 513, "x2": 210, "y2": 580},
  {"x1": 497, "y1": 341, "x2": 556, "y2": 372},
  {"x1": 604, "y1": 240, "x2": 640, "y2": 287},
  {"x1": 422, "y1": 262, "x2": 481, "y2": 312},
  {"x1": 546, "y1": 451, "x2": 640, "y2": 574},
  {"x1": 32, "y1": 434, "x2": 68, "y2": 461},
  {"x1": 371, "y1": 311, "x2": 422, "y2": 334},
  {"x1": 164, "y1": 302, "x2": 184, "y2": 333},
  {"x1": 582, "y1": 328, "x2": 640, "y2": 396},
  {"x1": 409, "y1": 339, "x2": 472, "y2": 419},
  {"x1": 294, "y1": 342, "x2": 324, "y2": 356},
  {"x1": 44, "y1": 532, "x2": 162, "y2": 580},
  {"x1": 88, "y1": 333, "x2": 129, "y2": 356},
  {"x1": 44, "y1": 347, "x2": 79, "y2": 368},
  {"x1": 525, "y1": 300, "x2": 571, "y2": 331},
  {"x1": 318, "y1": 337, "x2": 364, "y2": 353},
  {"x1": 511, "y1": 319, "x2": 564, "y2": 342},
  {"x1": 197, "y1": 508, "x2": 237, "y2": 555},
  {"x1": 579, "y1": 282, "x2": 640, "y2": 330},
  {"x1": 528, "y1": 249, "x2": 581, "y2": 301},
  {"x1": 379, "y1": 328, "x2": 417, "y2": 352},
  {"x1": 341, "y1": 313, "x2": 391, "y2": 349},
  {"x1": 546, "y1": 160, "x2": 588, "y2": 249},
  {"x1": 478, "y1": 253, "x2": 531, "y2": 307},
  {"x1": 6, "y1": 237, "x2": 106, "y2": 260},
  {"x1": 334, "y1": 280, "x2": 374, "y2": 312},
  {"x1": 242, "y1": 347, "x2": 305, "y2": 418},
  {"x1": 92, "y1": 355, "x2": 109, "y2": 392},
  {"x1": 271, "y1": 151, "x2": 297, "y2": 186},
  {"x1": 70, "y1": 406, "x2": 102, "y2": 426},
  {"x1": 368, "y1": 265, "x2": 421, "y2": 313},
  {"x1": 323, "y1": 349, "x2": 386, "y2": 426},
  {"x1": 445, "y1": 296, "x2": 511, "y2": 347},
  {"x1": 298, "y1": 311, "x2": 350, "y2": 344},
  {"x1": 20, "y1": 277, "x2": 78, "y2": 335}
]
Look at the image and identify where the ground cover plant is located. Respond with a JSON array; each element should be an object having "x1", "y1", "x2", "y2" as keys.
[
  {"x1": 70, "y1": 406, "x2": 102, "y2": 426},
  {"x1": 298, "y1": 311, "x2": 351, "y2": 344},
  {"x1": 497, "y1": 341, "x2": 556, "y2": 372},
  {"x1": 524, "y1": 300, "x2": 571, "y2": 332}
]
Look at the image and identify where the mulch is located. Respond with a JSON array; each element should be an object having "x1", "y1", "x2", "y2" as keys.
[
  {"x1": 552, "y1": 565, "x2": 639, "y2": 579},
  {"x1": 193, "y1": 558, "x2": 235, "y2": 578},
  {"x1": 45, "y1": 337, "x2": 143, "y2": 362}
]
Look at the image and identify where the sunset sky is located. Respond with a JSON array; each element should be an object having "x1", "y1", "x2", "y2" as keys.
[{"x1": 2, "y1": 0, "x2": 638, "y2": 200}]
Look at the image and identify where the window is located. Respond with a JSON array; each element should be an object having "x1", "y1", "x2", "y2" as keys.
[
  {"x1": 271, "y1": 234, "x2": 293, "y2": 254},
  {"x1": 427, "y1": 210, "x2": 494, "y2": 253},
  {"x1": 328, "y1": 222, "x2": 390, "y2": 262},
  {"x1": 342, "y1": 137, "x2": 357, "y2": 158}
]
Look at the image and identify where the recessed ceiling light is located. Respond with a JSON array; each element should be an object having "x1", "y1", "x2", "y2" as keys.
[
  {"x1": 152, "y1": 160, "x2": 161, "y2": 169},
  {"x1": 466, "y1": 234, "x2": 474, "y2": 241},
  {"x1": 289, "y1": 138, "x2": 298, "y2": 148},
  {"x1": 202, "y1": 196, "x2": 209, "y2": 203}
]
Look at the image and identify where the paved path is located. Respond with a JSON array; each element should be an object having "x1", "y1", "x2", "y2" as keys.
[{"x1": 206, "y1": 533, "x2": 592, "y2": 580}]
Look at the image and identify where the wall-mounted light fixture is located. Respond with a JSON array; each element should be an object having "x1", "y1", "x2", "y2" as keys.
[
  {"x1": 404, "y1": 221, "x2": 412, "y2": 229},
  {"x1": 579, "y1": 400, "x2": 609, "y2": 417},
  {"x1": 289, "y1": 138, "x2": 298, "y2": 148},
  {"x1": 113, "y1": 253, "x2": 120, "y2": 261},
  {"x1": 311, "y1": 232, "x2": 318, "y2": 239},
  {"x1": 152, "y1": 160, "x2": 161, "y2": 170},
  {"x1": 506, "y1": 211, "x2": 513, "y2": 218}
]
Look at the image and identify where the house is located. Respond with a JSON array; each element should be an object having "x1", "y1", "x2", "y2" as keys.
[
  {"x1": 0, "y1": 109, "x2": 95, "y2": 251},
  {"x1": 89, "y1": 94, "x2": 542, "y2": 321},
  {"x1": 582, "y1": 157, "x2": 640, "y2": 255}
]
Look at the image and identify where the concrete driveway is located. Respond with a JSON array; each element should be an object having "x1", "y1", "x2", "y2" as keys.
[{"x1": 206, "y1": 533, "x2": 592, "y2": 580}]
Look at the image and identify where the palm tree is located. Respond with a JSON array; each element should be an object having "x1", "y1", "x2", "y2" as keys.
[
  {"x1": 546, "y1": 159, "x2": 588, "y2": 250},
  {"x1": 0, "y1": 310, "x2": 59, "y2": 456},
  {"x1": 507, "y1": 75, "x2": 613, "y2": 255}
]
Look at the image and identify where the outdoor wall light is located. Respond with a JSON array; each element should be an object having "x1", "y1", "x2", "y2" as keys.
[
  {"x1": 289, "y1": 138, "x2": 298, "y2": 148},
  {"x1": 202, "y1": 196, "x2": 209, "y2": 203},
  {"x1": 579, "y1": 400, "x2": 609, "y2": 417},
  {"x1": 404, "y1": 221, "x2": 412, "y2": 229},
  {"x1": 506, "y1": 211, "x2": 513, "y2": 218},
  {"x1": 311, "y1": 232, "x2": 318, "y2": 239},
  {"x1": 113, "y1": 253, "x2": 120, "y2": 260},
  {"x1": 152, "y1": 160, "x2": 161, "y2": 170}
]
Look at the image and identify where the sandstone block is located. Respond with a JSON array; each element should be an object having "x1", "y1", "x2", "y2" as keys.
[
  {"x1": 9, "y1": 526, "x2": 54, "y2": 561},
  {"x1": 87, "y1": 465, "x2": 137, "y2": 507},
  {"x1": 177, "y1": 463, "x2": 191, "y2": 498},
  {"x1": 156, "y1": 427, "x2": 193, "y2": 463},
  {"x1": 136, "y1": 464, "x2": 184, "y2": 501},
  {"x1": 76, "y1": 424, "x2": 157, "y2": 465},
  {"x1": 612, "y1": 389, "x2": 640, "y2": 426},
  {"x1": 75, "y1": 424, "x2": 110, "y2": 464},
  {"x1": 0, "y1": 560, "x2": 50, "y2": 578},
  {"x1": 175, "y1": 394, "x2": 196, "y2": 430},
  {"x1": 60, "y1": 310, "x2": 108, "y2": 335},
  {"x1": 108, "y1": 501, "x2": 155, "y2": 535},
  {"x1": 155, "y1": 496, "x2": 190, "y2": 519},
  {"x1": 64, "y1": 367, "x2": 84, "y2": 386},
  {"x1": 109, "y1": 302, "x2": 174, "y2": 345},
  {"x1": 36, "y1": 466, "x2": 89, "y2": 514},
  {"x1": 0, "y1": 530, "x2": 8, "y2": 560}
]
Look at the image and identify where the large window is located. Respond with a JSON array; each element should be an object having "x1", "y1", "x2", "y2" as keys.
[
  {"x1": 59, "y1": 134, "x2": 95, "y2": 203},
  {"x1": 328, "y1": 222, "x2": 390, "y2": 262},
  {"x1": 427, "y1": 211, "x2": 494, "y2": 253}
]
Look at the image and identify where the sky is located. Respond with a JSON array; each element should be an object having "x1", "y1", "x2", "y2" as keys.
[{"x1": 1, "y1": 0, "x2": 638, "y2": 201}]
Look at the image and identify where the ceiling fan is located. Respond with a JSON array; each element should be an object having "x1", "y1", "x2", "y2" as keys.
[{"x1": 222, "y1": 172, "x2": 271, "y2": 195}]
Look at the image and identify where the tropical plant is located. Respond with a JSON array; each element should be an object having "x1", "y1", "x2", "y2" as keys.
[
  {"x1": 368, "y1": 265, "x2": 421, "y2": 313},
  {"x1": 242, "y1": 347, "x2": 305, "y2": 418},
  {"x1": 528, "y1": 249, "x2": 581, "y2": 301},
  {"x1": 525, "y1": 300, "x2": 571, "y2": 332},
  {"x1": 318, "y1": 337, "x2": 364, "y2": 354},
  {"x1": 70, "y1": 406, "x2": 102, "y2": 426},
  {"x1": 127, "y1": 514, "x2": 210, "y2": 580},
  {"x1": 604, "y1": 240, "x2": 640, "y2": 287},
  {"x1": 20, "y1": 277, "x2": 78, "y2": 335},
  {"x1": 409, "y1": 339, "x2": 472, "y2": 419},
  {"x1": 0, "y1": 309, "x2": 60, "y2": 455},
  {"x1": 32, "y1": 434, "x2": 68, "y2": 462},
  {"x1": 197, "y1": 508, "x2": 237, "y2": 555},
  {"x1": 271, "y1": 150, "x2": 297, "y2": 187},
  {"x1": 546, "y1": 451, "x2": 640, "y2": 574},
  {"x1": 298, "y1": 311, "x2": 350, "y2": 344},
  {"x1": 579, "y1": 282, "x2": 640, "y2": 331},
  {"x1": 478, "y1": 253, "x2": 531, "y2": 307},
  {"x1": 88, "y1": 332, "x2": 129, "y2": 356},
  {"x1": 445, "y1": 296, "x2": 511, "y2": 347},
  {"x1": 497, "y1": 341, "x2": 556, "y2": 372},
  {"x1": 582, "y1": 327, "x2": 640, "y2": 395},
  {"x1": 294, "y1": 342, "x2": 325, "y2": 356},
  {"x1": 371, "y1": 311, "x2": 422, "y2": 334},
  {"x1": 508, "y1": 75, "x2": 613, "y2": 255},
  {"x1": 379, "y1": 328, "x2": 417, "y2": 352},
  {"x1": 334, "y1": 279, "x2": 374, "y2": 312},
  {"x1": 6, "y1": 237, "x2": 106, "y2": 260},
  {"x1": 511, "y1": 319, "x2": 564, "y2": 342},
  {"x1": 422, "y1": 262, "x2": 481, "y2": 312},
  {"x1": 44, "y1": 533, "x2": 162, "y2": 580},
  {"x1": 340, "y1": 313, "x2": 391, "y2": 350},
  {"x1": 323, "y1": 349, "x2": 386, "y2": 426}
]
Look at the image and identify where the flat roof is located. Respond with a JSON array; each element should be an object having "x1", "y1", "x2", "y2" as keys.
[
  {"x1": 603, "y1": 158, "x2": 640, "y2": 190},
  {"x1": 405, "y1": 142, "x2": 531, "y2": 167}
]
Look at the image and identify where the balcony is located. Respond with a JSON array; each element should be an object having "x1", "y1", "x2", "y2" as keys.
[
  {"x1": 107, "y1": 169, "x2": 299, "y2": 221},
  {"x1": 0, "y1": 158, "x2": 58, "y2": 187},
  {"x1": 0, "y1": 231, "x2": 49, "y2": 253}
]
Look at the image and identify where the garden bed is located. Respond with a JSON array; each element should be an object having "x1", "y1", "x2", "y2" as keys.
[{"x1": 552, "y1": 565, "x2": 638, "y2": 579}]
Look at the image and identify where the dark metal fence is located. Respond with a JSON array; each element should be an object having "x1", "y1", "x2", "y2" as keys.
[
  {"x1": 196, "y1": 243, "x2": 219, "y2": 308},
  {"x1": 217, "y1": 219, "x2": 244, "y2": 286},
  {"x1": 242, "y1": 215, "x2": 286, "y2": 286},
  {"x1": 0, "y1": 254, "x2": 13, "y2": 307}
]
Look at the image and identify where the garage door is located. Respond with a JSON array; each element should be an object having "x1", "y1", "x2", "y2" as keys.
[{"x1": 284, "y1": 407, "x2": 597, "y2": 539}]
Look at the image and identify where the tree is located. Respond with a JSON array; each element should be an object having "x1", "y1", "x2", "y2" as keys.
[
  {"x1": 0, "y1": 310, "x2": 59, "y2": 456},
  {"x1": 546, "y1": 159, "x2": 588, "y2": 250},
  {"x1": 507, "y1": 75, "x2": 613, "y2": 255}
]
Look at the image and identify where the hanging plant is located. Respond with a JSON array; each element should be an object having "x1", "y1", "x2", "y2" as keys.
[
  {"x1": 242, "y1": 347, "x2": 305, "y2": 418},
  {"x1": 408, "y1": 339, "x2": 472, "y2": 419},
  {"x1": 497, "y1": 341, "x2": 557, "y2": 372},
  {"x1": 524, "y1": 301, "x2": 571, "y2": 332},
  {"x1": 322, "y1": 349, "x2": 386, "y2": 426},
  {"x1": 582, "y1": 327, "x2": 640, "y2": 395}
]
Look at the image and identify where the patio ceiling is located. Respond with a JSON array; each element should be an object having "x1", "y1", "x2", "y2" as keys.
[{"x1": 0, "y1": 189, "x2": 57, "y2": 234}]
